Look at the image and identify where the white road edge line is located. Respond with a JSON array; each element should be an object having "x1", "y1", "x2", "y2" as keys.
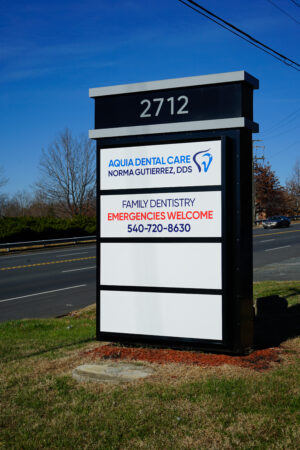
[
  {"x1": 62, "y1": 266, "x2": 96, "y2": 273},
  {"x1": 265, "y1": 245, "x2": 291, "y2": 252},
  {"x1": 259, "y1": 239, "x2": 275, "y2": 243},
  {"x1": 55, "y1": 251, "x2": 89, "y2": 257},
  {"x1": 0, "y1": 284, "x2": 87, "y2": 303}
]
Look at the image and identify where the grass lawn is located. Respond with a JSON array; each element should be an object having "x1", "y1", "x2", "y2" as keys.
[
  {"x1": 254, "y1": 280, "x2": 300, "y2": 307},
  {"x1": 0, "y1": 281, "x2": 299, "y2": 449}
]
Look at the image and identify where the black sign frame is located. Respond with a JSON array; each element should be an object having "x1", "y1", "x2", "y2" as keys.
[
  {"x1": 96, "y1": 129, "x2": 253, "y2": 354},
  {"x1": 91, "y1": 72, "x2": 257, "y2": 354}
]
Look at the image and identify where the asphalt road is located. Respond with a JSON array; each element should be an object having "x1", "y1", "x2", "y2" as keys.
[
  {"x1": 0, "y1": 245, "x2": 96, "y2": 322},
  {"x1": 0, "y1": 224, "x2": 299, "y2": 322},
  {"x1": 253, "y1": 222, "x2": 300, "y2": 281}
]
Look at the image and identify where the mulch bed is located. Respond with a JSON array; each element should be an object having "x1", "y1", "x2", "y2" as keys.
[{"x1": 83, "y1": 345, "x2": 281, "y2": 371}]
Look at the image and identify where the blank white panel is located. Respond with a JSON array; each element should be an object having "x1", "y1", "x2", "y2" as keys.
[
  {"x1": 100, "y1": 290, "x2": 222, "y2": 340},
  {"x1": 101, "y1": 242, "x2": 222, "y2": 289}
]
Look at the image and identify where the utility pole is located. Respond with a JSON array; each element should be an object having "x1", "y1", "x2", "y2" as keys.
[{"x1": 252, "y1": 140, "x2": 265, "y2": 224}]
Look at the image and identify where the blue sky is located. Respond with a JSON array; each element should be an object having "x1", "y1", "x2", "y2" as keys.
[{"x1": 0, "y1": 0, "x2": 299, "y2": 195}]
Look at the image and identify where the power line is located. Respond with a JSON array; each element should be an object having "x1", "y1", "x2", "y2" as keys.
[
  {"x1": 266, "y1": 0, "x2": 300, "y2": 25},
  {"x1": 261, "y1": 107, "x2": 300, "y2": 136},
  {"x1": 262, "y1": 122, "x2": 300, "y2": 140},
  {"x1": 179, "y1": 0, "x2": 300, "y2": 66},
  {"x1": 178, "y1": 0, "x2": 299, "y2": 71},
  {"x1": 178, "y1": 0, "x2": 300, "y2": 72},
  {"x1": 269, "y1": 139, "x2": 300, "y2": 161},
  {"x1": 288, "y1": 0, "x2": 300, "y2": 7}
]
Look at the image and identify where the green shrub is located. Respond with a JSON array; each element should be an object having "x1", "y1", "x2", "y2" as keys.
[{"x1": 0, "y1": 216, "x2": 96, "y2": 243}]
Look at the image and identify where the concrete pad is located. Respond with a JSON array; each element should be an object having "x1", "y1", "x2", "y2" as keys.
[{"x1": 72, "y1": 362, "x2": 154, "y2": 384}]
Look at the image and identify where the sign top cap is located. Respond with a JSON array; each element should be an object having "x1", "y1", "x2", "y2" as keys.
[{"x1": 89, "y1": 70, "x2": 259, "y2": 98}]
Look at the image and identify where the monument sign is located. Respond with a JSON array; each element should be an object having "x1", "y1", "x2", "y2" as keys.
[{"x1": 89, "y1": 71, "x2": 259, "y2": 353}]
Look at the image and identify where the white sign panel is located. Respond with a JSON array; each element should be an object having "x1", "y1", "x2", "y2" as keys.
[
  {"x1": 100, "y1": 140, "x2": 221, "y2": 190},
  {"x1": 101, "y1": 191, "x2": 221, "y2": 237},
  {"x1": 101, "y1": 242, "x2": 222, "y2": 290},
  {"x1": 101, "y1": 290, "x2": 222, "y2": 340}
]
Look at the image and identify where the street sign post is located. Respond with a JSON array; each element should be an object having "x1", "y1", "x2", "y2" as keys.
[{"x1": 89, "y1": 71, "x2": 259, "y2": 353}]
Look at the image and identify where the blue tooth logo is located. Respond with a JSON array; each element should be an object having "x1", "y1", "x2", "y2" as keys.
[{"x1": 193, "y1": 150, "x2": 213, "y2": 173}]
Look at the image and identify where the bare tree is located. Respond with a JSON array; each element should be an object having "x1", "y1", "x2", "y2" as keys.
[
  {"x1": 286, "y1": 159, "x2": 300, "y2": 215},
  {"x1": 4, "y1": 190, "x2": 34, "y2": 217},
  {"x1": 0, "y1": 166, "x2": 8, "y2": 190},
  {"x1": 0, "y1": 166, "x2": 8, "y2": 217},
  {"x1": 35, "y1": 129, "x2": 96, "y2": 217},
  {"x1": 0, "y1": 194, "x2": 8, "y2": 217}
]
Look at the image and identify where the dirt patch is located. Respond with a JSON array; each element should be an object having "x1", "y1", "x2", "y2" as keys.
[{"x1": 83, "y1": 345, "x2": 281, "y2": 371}]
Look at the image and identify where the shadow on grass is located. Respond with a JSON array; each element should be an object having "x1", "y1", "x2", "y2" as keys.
[
  {"x1": 254, "y1": 294, "x2": 300, "y2": 349},
  {"x1": 2, "y1": 337, "x2": 95, "y2": 363}
]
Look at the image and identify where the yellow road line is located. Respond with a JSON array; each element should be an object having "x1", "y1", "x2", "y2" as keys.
[
  {"x1": 0, "y1": 256, "x2": 96, "y2": 271},
  {"x1": 253, "y1": 229, "x2": 300, "y2": 238}
]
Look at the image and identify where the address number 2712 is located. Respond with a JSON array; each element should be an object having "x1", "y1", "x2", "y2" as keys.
[{"x1": 140, "y1": 96, "x2": 189, "y2": 118}]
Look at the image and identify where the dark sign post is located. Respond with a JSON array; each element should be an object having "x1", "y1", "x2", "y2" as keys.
[{"x1": 89, "y1": 71, "x2": 259, "y2": 354}]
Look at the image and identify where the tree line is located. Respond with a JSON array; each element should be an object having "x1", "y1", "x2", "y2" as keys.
[{"x1": 254, "y1": 159, "x2": 300, "y2": 219}]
